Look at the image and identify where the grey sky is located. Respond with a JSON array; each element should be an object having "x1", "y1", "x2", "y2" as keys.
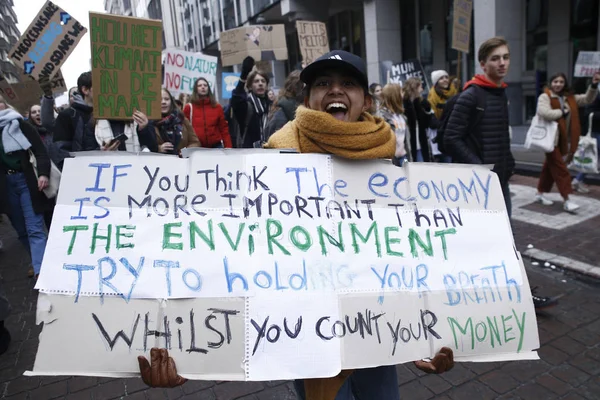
[{"x1": 14, "y1": 0, "x2": 105, "y2": 104}]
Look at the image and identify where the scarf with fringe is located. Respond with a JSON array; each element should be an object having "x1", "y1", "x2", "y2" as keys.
[{"x1": 264, "y1": 106, "x2": 395, "y2": 159}]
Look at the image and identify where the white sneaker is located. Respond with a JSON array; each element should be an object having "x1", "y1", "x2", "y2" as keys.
[
  {"x1": 572, "y1": 178, "x2": 590, "y2": 194},
  {"x1": 563, "y1": 200, "x2": 580, "y2": 213},
  {"x1": 535, "y1": 194, "x2": 554, "y2": 206}
]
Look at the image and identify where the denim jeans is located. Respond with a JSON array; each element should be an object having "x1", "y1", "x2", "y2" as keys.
[
  {"x1": 294, "y1": 365, "x2": 400, "y2": 400},
  {"x1": 575, "y1": 132, "x2": 600, "y2": 182},
  {"x1": 5, "y1": 172, "x2": 48, "y2": 275},
  {"x1": 416, "y1": 150, "x2": 424, "y2": 162}
]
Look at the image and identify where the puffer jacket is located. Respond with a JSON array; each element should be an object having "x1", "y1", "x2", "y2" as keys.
[
  {"x1": 444, "y1": 75, "x2": 515, "y2": 183},
  {"x1": 183, "y1": 98, "x2": 231, "y2": 148}
]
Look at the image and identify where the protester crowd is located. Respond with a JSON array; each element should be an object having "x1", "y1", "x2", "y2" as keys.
[{"x1": 1, "y1": 33, "x2": 600, "y2": 399}]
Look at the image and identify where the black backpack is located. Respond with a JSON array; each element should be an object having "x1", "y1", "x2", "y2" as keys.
[{"x1": 434, "y1": 85, "x2": 486, "y2": 155}]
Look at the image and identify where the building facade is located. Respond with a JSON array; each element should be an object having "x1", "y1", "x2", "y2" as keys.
[{"x1": 0, "y1": 0, "x2": 21, "y2": 83}]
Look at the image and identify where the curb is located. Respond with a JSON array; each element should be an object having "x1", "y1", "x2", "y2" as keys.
[
  {"x1": 523, "y1": 248, "x2": 600, "y2": 280},
  {"x1": 515, "y1": 162, "x2": 600, "y2": 186}
]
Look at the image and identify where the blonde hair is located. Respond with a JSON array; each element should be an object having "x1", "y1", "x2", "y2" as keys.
[
  {"x1": 381, "y1": 84, "x2": 404, "y2": 115},
  {"x1": 403, "y1": 77, "x2": 422, "y2": 100}
]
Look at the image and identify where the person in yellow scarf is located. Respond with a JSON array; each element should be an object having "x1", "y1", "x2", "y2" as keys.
[
  {"x1": 135, "y1": 50, "x2": 455, "y2": 400},
  {"x1": 427, "y1": 70, "x2": 459, "y2": 120}
]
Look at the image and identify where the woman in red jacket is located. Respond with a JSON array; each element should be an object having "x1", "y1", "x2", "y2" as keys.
[{"x1": 183, "y1": 77, "x2": 231, "y2": 148}]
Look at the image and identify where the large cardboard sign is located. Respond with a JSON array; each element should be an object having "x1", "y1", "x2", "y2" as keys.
[
  {"x1": 380, "y1": 59, "x2": 428, "y2": 90},
  {"x1": 30, "y1": 152, "x2": 539, "y2": 379},
  {"x1": 19, "y1": 69, "x2": 68, "y2": 95},
  {"x1": 220, "y1": 25, "x2": 288, "y2": 67},
  {"x1": 9, "y1": 1, "x2": 87, "y2": 80},
  {"x1": 163, "y1": 49, "x2": 218, "y2": 97},
  {"x1": 90, "y1": 13, "x2": 163, "y2": 120},
  {"x1": 0, "y1": 75, "x2": 43, "y2": 114},
  {"x1": 574, "y1": 52, "x2": 600, "y2": 77},
  {"x1": 296, "y1": 21, "x2": 330, "y2": 65},
  {"x1": 451, "y1": 0, "x2": 473, "y2": 53}
]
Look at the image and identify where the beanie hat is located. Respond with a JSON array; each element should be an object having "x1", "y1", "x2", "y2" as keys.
[{"x1": 431, "y1": 70, "x2": 449, "y2": 88}]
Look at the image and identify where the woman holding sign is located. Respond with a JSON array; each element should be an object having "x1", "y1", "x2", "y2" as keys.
[
  {"x1": 154, "y1": 88, "x2": 200, "y2": 155},
  {"x1": 137, "y1": 51, "x2": 455, "y2": 400},
  {"x1": 183, "y1": 77, "x2": 231, "y2": 148}
]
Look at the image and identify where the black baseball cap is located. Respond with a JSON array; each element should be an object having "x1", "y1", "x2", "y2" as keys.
[{"x1": 300, "y1": 50, "x2": 369, "y2": 91}]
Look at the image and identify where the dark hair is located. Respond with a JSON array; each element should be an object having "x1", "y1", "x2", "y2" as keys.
[
  {"x1": 190, "y1": 77, "x2": 217, "y2": 107},
  {"x1": 161, "y1": 88, "x2": 177, "y2": 115},
  {"x1": 246, "y1": 70, "x2": 270, "y2": 91},
  {"x1": 369, "y1": 83, "x2": 381, "y2": 95},
  {"x1": 548, "y1": 73, "x2": 572, "y2": 96},
  {"x1": 268, "y1": 71, "x2": 302, "y2": 120},
  {"x1": 174, "y1": 99, "x2": 183, "y2": 109},
  {"x1": 77, "y1": 71, "x2": 92, "y2": 99},
  {"x1": 478, "y1": 37, "x2": 509, "y2": 63}
]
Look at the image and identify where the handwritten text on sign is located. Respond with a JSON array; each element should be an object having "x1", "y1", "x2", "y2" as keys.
[
  {"x1": 90, "y1": 13, "x2": 162, "y2": 120},
  {"x1": 32, "y1": 153, "x2": 539, "y2": 379},
  {"x1": 296, "y1": 21, "x2": 330, "y2": 65},
  {"x1": 163, "y1": 49, "x2": 218, "y2": 97},
  {"x1": 9, "y1": 1, "x2": 87, "y2": 80}
]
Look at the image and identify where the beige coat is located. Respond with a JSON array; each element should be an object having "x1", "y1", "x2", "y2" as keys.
[{"x1": 537, "y1": 86, "x2": 598, "y2": 146}]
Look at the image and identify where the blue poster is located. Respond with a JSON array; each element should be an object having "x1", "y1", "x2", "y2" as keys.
[{"x1": 222, "y1": 72, "x2": 241, "y2": 99}]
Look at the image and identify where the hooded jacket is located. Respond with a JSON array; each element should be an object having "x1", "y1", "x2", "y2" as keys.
[
  {"x1": 444, "y1": 74, "x2": 515, "y2": 183},
  {"x1": 183, "y1": 98, "x2": 231, "y2": 148}
]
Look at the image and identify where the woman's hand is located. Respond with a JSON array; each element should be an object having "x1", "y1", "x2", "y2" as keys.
[
  {"x1": 38, "y1": 176, "x2": 49, "y2": 191},
  {"x1": 101, "y1": 140, "x2": 120, "y2": 151},
  {"x1": 138, "y1": 348, "x2": 187, "y2": 388},
  {"x1": 414, "y1": 347, "x2": 454, "y2": 374},
  {"x1": 159, "y1": 142, "x2": 174, "y2": 153},
  {"x1": 133, "y1": 109, "x2": 149, "y2": 130}
]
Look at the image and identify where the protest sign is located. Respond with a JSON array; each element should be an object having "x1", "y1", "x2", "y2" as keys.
[
  {"x1": 90, "y1": 13, "x2": 162, "y2": 120},
  {"x1": 0, "y1": 75, "x2": 44, "y2": 114},
  {"x1": 380, "y1": 59, "x2": 428, "y2": 90},
  {"x1": 30, "y1": 152, "x2": 539, "y2": 379},
  {"x1": 163, "y1": 49, "x2": 218, "y2": 97},
  {"x1": 0, "y1": 76, "x2": 19, "y2": 104},
  {"x1": 220, "y1": 25, "x2": 288, "y2": 67},
  {"x1": 574, "y1": 51, "x2": 600, "y2": 77},
  {"x1": 222, "y1": 72, "x2": 241, "y2": 99},
  {"x1": 19, "y1": 69, "x2": 68, "y2": 95},
  {"x1": 296, "y1": 21, "x2": 330, "y2": 65},
  {"x1": 9, "y1": 1, "x2": 87, "y2": 81},
  {"x1": 451, "y1": 0, "x2": 473, "y2": 53}
]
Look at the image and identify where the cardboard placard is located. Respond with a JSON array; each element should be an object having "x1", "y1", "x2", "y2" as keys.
[
  {"x1": 296, "y1": 21, "x2": 330, "y2": 65},
  {"x1": 222, "y1": 72, "x2": 241, "y2": 99},
  {"x1": 0, "y1": 75, "x2": 43, "y2": 114},
  {"x1": 30, "y1": 152, "x2": 539, "y2": 379},
  {"x1": 451, "y1": 0, "x2": 473, "y2": 53},
  {"x1": 19, "y1": 69, "x2": 68, "y2": 95},
  {"x1": 163, "y1": 49, "x2": 218, "y2": 97},
  {"x1": 380, "y1": 59, "x2": 428, "y2": 90},
  {"x1": 574, "y1": 52, "x2": 600, "y2": 77},
  {"x1": 9, "y1": 1, "x2": 87, "y2": 80},
  {"x1": 90, "y1": 13, "x2": 163, "y2": 120},
  {"x1": 220, "y1": 25, "x2": 288, "y2": 67}
]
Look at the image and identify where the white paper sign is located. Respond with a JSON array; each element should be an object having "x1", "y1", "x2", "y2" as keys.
[
  {"x1": 163, "y1": 49, "x2": 218, "y2": 96},
  {"x1": 574, "y1": 51, "x2": 600, "y2": 77},
  {"x1": 30, "y1": 151, "x2": 539, "y2": 380}
]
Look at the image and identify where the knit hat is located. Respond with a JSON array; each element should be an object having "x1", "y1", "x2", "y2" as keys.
[{"x1": 431, "y1": 70, "x2": 449, "y2": 88}]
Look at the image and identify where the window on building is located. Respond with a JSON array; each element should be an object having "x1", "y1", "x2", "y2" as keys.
[
  {"x1": 328, "y1": 11, "x2": 364, "y2": 58},
  {"x1": 253, "y1": 0, "x2": 271, "y2": 15},
  {"x1": 571, "y1": 0, "x2": 599, "y2": 93},
  {"x1": 200, "y1": 0, "x2": 215, "y2": 47},
  {"x1": 525, "y1": 0, "x2": 548, "y2": 72},
  {"x1": 400, "y1": 0, "x2": 418, "y2": 60},
  {"x1": 223, "y1": 0, "x2": 237, "y2": 30}
]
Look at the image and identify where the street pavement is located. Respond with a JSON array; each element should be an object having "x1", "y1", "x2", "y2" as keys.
[{"x1": 1, "y1": 173, "x2": 600, "y2": 400}]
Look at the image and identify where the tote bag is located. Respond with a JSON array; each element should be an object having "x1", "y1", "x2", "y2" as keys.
[
  {"x1": 524, "y1": 115, "x2": 557, "y2": 153},
  {"x1": 29, "y1": 150, "x2": 61, "y2": 199},
  {"x1": 568, "y1": 113, "x2": 599, "y2": 174}
]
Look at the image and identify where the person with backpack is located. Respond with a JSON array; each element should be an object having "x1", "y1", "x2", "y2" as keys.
[
  {"x1": 183, "y1": 77, "x2": 231, "y2": 148},
  {"x1": 53, "y1": 71, "x2": 157, "y2": 169},
  {"x1": 444, "y1": 37, "x2": 558, "y2": 311}
]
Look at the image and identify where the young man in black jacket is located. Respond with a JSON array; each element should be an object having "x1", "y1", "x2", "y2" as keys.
[{"x1": 444, "y1": 37, "x2": 558, "y2": 311}]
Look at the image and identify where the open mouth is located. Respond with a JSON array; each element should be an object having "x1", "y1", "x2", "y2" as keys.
[{"x1": 325, "y1": 102, "x2": 348, "y2": 121}]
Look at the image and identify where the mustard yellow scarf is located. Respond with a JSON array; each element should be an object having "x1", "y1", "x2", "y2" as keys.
[{"x1": 265, "y1": 106, "x2": 395, "y2": 159}]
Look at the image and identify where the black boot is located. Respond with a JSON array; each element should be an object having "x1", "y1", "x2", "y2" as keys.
[{"x1": 0, "y1": 321, "x2": 11, "y2": 355}]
